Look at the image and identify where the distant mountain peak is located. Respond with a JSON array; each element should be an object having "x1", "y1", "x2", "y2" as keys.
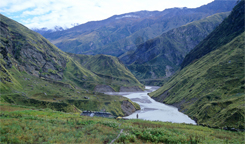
[
  {"x1": 36, "y1": 0, "x2": 237, "y2": 58},
  {"x1": 32, "y1": 26, "x2": 66, "y2": 35},
  {"x1": 54, "y1": 26, "x2": 65, "y2": 31}
]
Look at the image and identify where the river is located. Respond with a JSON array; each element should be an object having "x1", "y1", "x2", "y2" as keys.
[{"x1": 106, "y1": 86, "x2": 196, "y2": 125}]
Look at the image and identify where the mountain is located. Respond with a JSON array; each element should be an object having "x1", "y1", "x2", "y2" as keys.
[
  {"x1": 0, "y1": 14, "x2": 142, "y2": 116},
  {"x1": 181, "y1": 0, "x2": 244, "y2": 68},
  {"x1": 67, "y1": 53, "x2": 143, "y2": 92},
  {"x1": 32, "y1": 26, "x2": 65, "y2": 35},
  {"x1": 0, "y1": 14, "x2": 143, "y2": 92},
  {"x1": 150, "y1": 0, "x2": 244, "y2": 129},
  {"x1": 37, "y1": 0, "x2": 237, "y2": 57},
  {"x1": 120, "y1": 12, "x2": 230, "y2": 84}
]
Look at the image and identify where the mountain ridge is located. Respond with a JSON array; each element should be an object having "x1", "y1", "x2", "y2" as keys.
[
  {"x1": 0, "y1": 13, "x2": 143, "y2": 116},
  {"x1": 181, "y1": 0, "x2": 244, "y2": 68},
  {"x1": 149, "y1": 0, "x2": 245, "y2": 128},
  {"x1": 119, "y1": 12, "x2": 230, "y2": 84},
  {"x1": 36, "y1": 0, "x2": 237, "y2": 57}
]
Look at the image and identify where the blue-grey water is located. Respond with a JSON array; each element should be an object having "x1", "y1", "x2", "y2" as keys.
[{"x1": 106, "y1": 86, "x2": 196, "y2": 124}]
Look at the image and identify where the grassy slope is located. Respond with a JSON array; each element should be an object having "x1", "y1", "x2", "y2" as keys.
[
  {"x1": 1, "y1": 13, "x2": 143, "y2": 92},
  {"x1": 69, "y1": 53, "x2": 144, "y2": 91},
  {"x1": 0, "y1": 103, "x2": 244, "y2": 143},
  {"x1": 0, "y1": 60, "x2": 139, "y2": 117},
  {"x1": 120, "y1": 12, "x2": 229, "y2": 84},
  {"x1": 181, "y1": 0, "x2": 245, "y2": 68},
  {"x1": 0, "y1": 13, "x2": 99, "y2": 92},
  {"x1": 0, "y1": 14, "x2": 67, "y2": 66},
  {"x1": 0, "y1": 14, "x2": 141, "y2": 116},
  {"x1": 150, "y1": 1, "x2": 245, "y2": 129}
]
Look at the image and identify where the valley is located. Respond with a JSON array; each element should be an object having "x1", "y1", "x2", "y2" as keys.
[
  {"x1": 36, "y1": 0, "x2": 236, "y2": 57},
  {"x1": 0, "y1": 13, "x2": 142, "y2": 117},
  {"x1": 0, "y1": 0, "x2": 244, "y2": 143},
  {"x1": 150, "y1": 0, "x2": 245, "y2": 129},
  {"x1": 106, "y1": 86, "x2": 196, "y2": 124},
  {"x1": 120, "y1": 12, "x2": 230, "y2": 83}
]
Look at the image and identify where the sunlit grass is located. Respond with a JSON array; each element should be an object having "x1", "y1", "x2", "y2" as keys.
[
  {"x1": 150, "y1": 32, "x2": 245, "y2": 129},
  {"x1": 0, "y1": 104, "x2": 244, "y2": 143}
]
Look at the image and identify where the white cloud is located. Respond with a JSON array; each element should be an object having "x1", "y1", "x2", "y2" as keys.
[
  {"x1": 1, "y1": 0, "x2": 215, "y2": 29},
  {"x1": 0, "y1": 0, "x2": 35, "y2": 13}
]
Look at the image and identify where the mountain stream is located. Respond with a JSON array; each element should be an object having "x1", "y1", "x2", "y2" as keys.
[{"x1": 106, "y1": 86, "x2": 196, "y2": 124}]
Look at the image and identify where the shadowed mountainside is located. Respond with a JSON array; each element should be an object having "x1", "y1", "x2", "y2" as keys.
[
  {"x1": 150, "y1": 0, "x2": 245, "y2": 129},
  {"x1": 36, "y1": 0, "x2": 237, "y2": 57},
  {"x1": 120, "y1": 12, "x2": 230, "y2": 84}
]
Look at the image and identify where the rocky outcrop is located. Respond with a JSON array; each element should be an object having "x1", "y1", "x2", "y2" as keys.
[
  {"x1": 44, "y1": 79, "x2": 73, "y2": 89},
  {"x1": 121, "y1": 100, "x2": 137, "y2": 116},
  {"x1": 17, "y1": 42, "x2": 66, "y2": 81},
  {"x1": 0, "y1": 43, "x2": 12, "y2": 68},
  {"x1": 94, "y1": 85, "x2": 144, "y2": 93},
  {"x1": 94, "y1": 85, "x2": 115, "y2": 92},
  {"x1": 151, "y1": 90, "x2": 170, "y2": 103},
  {"x1": 80, "y1": 111, "x2": 112, "y2": 118},
  {"x1": 1, "y1": 14, "x2": 144, "y2": 94},
  {"x1": 165, "y1": 65, "x2": 174, "y2": 78},
  {"x1": 0, "y1": 14, "x2": 67, "y2": 82},
  {"x1": 119, "y1": 86, "x2": 143, "y2": 92}
]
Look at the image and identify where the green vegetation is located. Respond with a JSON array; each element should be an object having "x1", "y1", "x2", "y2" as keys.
[
  {"x1": 120, "y1": 12, "x2": 230, "y2": 84},
  {"x1": 1, "y1": 2, "x2": 244, "y2": 143},
  {"x1": 69, "y1": 53, "x2": 144, "y2": 90},
  {"x1": 0, "y1": 103, "x2": 244, "y2": 143},
  {"x1": 0, "y1": 64, "x2": 140, "y2": 117},
  {"x1": 181, "y1": 0, "x2": 244, "y2": 68},
  {"x1": 0, "y1": 13, "x2": 143, "y2": 93},
  {"x1": 150, "y1": 1, "x2": 245, "y2": 129},
  {"x1": 0, "y1": 13, "x2": 142, "y2": 117}
]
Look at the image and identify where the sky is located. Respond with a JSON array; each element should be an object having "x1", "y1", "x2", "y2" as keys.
[{"x1": 0, "y1": 0, "x2": 215, "y2": 30}]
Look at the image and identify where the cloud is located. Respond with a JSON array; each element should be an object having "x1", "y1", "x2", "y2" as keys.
[
  {"x1": 1, "y1": 0, "x2": 214, "y2": 29},
  {"x1": 0, "y1": 0, "x2": 36, "y2": 13}
]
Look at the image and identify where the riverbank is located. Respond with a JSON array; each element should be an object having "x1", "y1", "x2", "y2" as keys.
[
  {"x1": 106, "y1": 86, "x2": 196, "y2": 124},
  {"x1": 0, "y1": 103, "x2": 243, "y2": 143}
]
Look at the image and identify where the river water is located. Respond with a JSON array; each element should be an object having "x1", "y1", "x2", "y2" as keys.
[{"x1": 106, "y1": 86, "x2": 196, "y2": 124}]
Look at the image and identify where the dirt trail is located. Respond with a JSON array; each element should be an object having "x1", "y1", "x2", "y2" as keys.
[{"x1": 110, "y1": 124, "x2": 123, "y2": 144}]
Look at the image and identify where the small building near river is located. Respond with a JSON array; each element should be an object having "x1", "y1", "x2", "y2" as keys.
[{"x1": 80, "y1": 111, "x2": 112, "y2": 118}]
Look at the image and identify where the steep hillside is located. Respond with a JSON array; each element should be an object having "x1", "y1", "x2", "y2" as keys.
[
  {"x1": 120, "y1": 12, "x2": 229, "y2": 84},
  {"x1": 181, "y1": 0, "x2": 244, "y2": 68},
  {"x1": 0, "y1": 14, "x2": 141, "y2": 116},
  {"x1": 37, "y1": 0, "x2": 236, "y2": 57},
  {"x1": 150, "y1": 1, "x2": 245, "y2": 129},
  {"x1": 0, "y1": 13, "x2": 104, "y2": 92},
  {"x1": 68, "y1": 53, "x2": 144, "y2": 92}
]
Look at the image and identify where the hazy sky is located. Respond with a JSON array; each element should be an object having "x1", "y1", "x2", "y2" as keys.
[{"x1": 1, "y1": 0, "x2": 214, "y2": 29}]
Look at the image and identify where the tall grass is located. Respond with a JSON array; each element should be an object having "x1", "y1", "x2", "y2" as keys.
[{"x1": 0, "y1": 104, "x2": 243, "y2": 143}]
